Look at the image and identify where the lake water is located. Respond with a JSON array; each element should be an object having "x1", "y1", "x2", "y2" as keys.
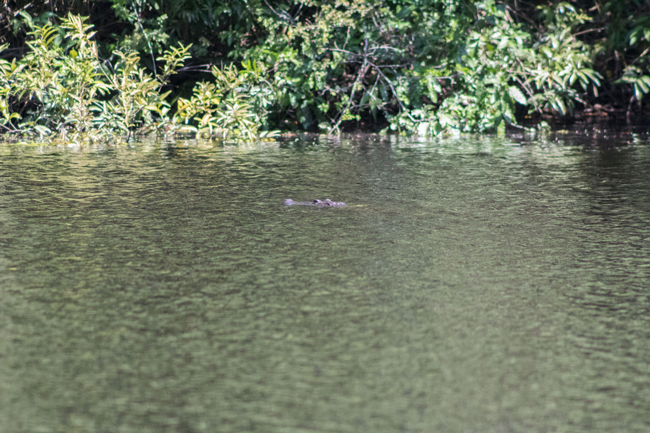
[{"x1": 1, "y1": 129, "x2": 650, "y2": 433}]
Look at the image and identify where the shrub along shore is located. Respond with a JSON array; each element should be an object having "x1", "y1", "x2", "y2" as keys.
[{"x1": 0, "y1": 1, "x2": 648, "y2": 143}]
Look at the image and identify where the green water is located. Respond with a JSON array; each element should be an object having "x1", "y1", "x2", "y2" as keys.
[{"x1": 1, "y1": 132, "x2": 650, "y2": 433}]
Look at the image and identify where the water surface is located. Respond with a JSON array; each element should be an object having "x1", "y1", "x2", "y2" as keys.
[{"x1": 1, "y1": 130, "x2": 650, "y2": 432}]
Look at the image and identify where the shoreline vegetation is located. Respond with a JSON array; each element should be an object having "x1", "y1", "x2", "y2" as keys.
[{"x1": 0, "y1": 1, "x2": 649, "y2": 144}]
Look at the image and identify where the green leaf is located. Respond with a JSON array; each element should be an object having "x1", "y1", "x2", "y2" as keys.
[
  {"x1": 497, "y1": 121, "x2": 506, "y2": 136},
  {"x1": 360, "y1": 91, "x2": 370, "y2": 107},
  {"x1": 641, "y1": 76, "x2": 650, "y2": 87},
  {"x1": 569, "y1": 72, "x2": 577, "y2": 86},
  {"x1": 34, "y1": 124, "x2": 52, "y2": 136},
  {"x1": 634, "y1": 83, "x2": 643, "y2": 100},
  {"x1": 508, "y1": 86, "x2": 527, "y2": 105}
]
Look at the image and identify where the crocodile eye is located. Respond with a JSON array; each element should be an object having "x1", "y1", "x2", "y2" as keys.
[{"x1": 313, "y1": 200, "x2": 321, "y2": 203}]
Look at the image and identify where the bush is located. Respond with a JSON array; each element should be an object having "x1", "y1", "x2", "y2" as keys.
[{"x1": 0, "y1": 13, "x2": 273, "y2": 142}]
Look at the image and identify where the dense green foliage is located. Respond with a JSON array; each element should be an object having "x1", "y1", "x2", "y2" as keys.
[
  {"x1": 0, "y1": 0, "x2": 649, "y2": 140},
  {"x1": 0, "y1": 13, "x2": 275, "y2": 142}
]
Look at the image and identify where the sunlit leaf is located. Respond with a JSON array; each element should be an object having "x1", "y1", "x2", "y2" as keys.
[{"x1": 508, "y1": 86, "x2": 527, "y2": 105}]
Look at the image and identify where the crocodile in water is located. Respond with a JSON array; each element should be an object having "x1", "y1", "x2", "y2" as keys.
[{"x1": 284, "y1": 199, "x2": 346, "y2": 207}]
